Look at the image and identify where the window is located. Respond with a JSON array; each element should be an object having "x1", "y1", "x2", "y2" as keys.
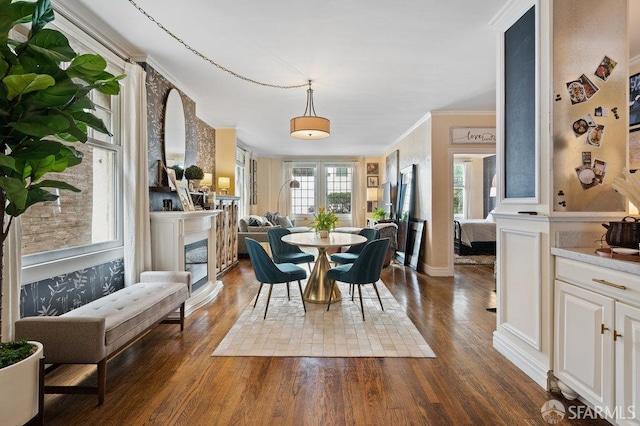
[
  {"x1": 453, "y1": 162, "x2": 465, "y2": 219},
  {"x1": 291, "y1": 165, "x2": 317, "y2": 215},
  {"x1": 290, "y1": 162, "x2": 354, "y2": 221},
  {"x1": 325, "y1": 165, "x2": 352, "y2": 214},
  {"x1": 20, "y1": 20, "x2": 123, "y2": 269}
]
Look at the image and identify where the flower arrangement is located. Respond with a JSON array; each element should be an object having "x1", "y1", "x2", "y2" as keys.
[{"x1": 309, "y1": 207, "x2": 339, "y2": 232}]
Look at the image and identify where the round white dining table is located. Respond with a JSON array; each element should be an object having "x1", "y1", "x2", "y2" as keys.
[{"x1": 281, "y1": 231, "x2": 367, "y2": 303}]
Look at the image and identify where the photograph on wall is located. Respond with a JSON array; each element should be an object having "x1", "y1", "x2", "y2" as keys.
[
  {"x1": 571, "y1": 113, "x2": 595, "y2": 137},
  {"x1": 175, "y1": 181, "x2": 194, "y2": 211},
  {"x1": 575, "y1": 158, "x2": 607, "y2": 190},
  {"x1": 367, "y1": 175, "x2": 379, "y2": 188},
  {"x1": 367, "y1": 162, "x2": 379, "y2": 175},
  {"x1": 594, "y1": 55, "x2": 617, "y2": 82},
  {"x1": 584, "y1": 124, "x2": 604, "y2": 148},
  {"x1": 630, "y1": 72, "x2": 640, "y2": 130},
  {"x1": 566, "y1": 74, "x2": 599, "y2": 105}
]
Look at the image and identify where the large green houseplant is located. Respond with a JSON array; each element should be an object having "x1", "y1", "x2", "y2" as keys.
[
  {"x1": 0, "y1": 0, "x2": 123, "y2": 421},
  {"x1": 0, "y1": 0, "x2": 123, "y2": 336}
]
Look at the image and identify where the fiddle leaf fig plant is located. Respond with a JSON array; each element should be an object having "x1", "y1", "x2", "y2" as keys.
[{"x1": 0, "y1": 0, "x2": 124, "y2": 339}]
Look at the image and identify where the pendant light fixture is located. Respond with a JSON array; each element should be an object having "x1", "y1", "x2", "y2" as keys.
[{"x1": 290, "y1": 80, "x2": 330, "y2": 139}]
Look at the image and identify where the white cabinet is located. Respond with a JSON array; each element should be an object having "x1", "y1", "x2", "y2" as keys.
[
  {"x1": 554, "y1": 280, "x2": 614, "y2": 410},
  {"x1": 553, "y1": 254, "x2": 640, "y2": 425},
  {"x1": 615, "y1": 303, "x2": 640, "y2": 426}
]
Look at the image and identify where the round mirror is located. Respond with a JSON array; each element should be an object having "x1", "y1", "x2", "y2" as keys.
[{"x1": 164, "y1": 88, "x2": 186, "y2": 169}]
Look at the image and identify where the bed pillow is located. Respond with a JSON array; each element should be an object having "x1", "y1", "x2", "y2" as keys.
[{"x1": 486, "y1": 210, "x2": 496, "y2": 222}]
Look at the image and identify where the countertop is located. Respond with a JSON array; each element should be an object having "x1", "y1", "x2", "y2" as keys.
[{"x1": 551, "y1": 247, "x2": 640, "y2": 275}]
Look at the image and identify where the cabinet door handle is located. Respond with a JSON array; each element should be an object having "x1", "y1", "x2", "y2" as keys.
[
  {"x1": 592, "y1": 278, "x2": 627, "y2": 290},
  {"x1": 601, "y1": 324, "x2": 610, "y2": 334},
  {"x1": 614, "y1": 331, "x2": 623, "y2": 341}
]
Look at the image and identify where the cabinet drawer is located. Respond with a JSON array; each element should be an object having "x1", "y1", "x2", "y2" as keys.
[{"x1": 555, "y1": 257, "x2": 640, "y2": 306}]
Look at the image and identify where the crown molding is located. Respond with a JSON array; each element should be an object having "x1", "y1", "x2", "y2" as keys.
[{"x1": 52, "y1": 1, "x2": 145, "y2": 62}]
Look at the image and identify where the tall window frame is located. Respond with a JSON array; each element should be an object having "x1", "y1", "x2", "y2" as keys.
[
  {"x1": 453, "y1": 162, "x2": 466, "y2": 219},
  {"x1": 20, "y1": 14, "x2": 125, "y2": 282},
  {"x1": 289, "y1": 161, "x2": 354, "y2": 222}
]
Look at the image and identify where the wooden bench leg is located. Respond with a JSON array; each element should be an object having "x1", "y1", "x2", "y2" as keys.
[
  {"x1": 180, "y1": 302, "x2": 185, "y2": 331},
  {"x1": 97, "y1": 359, "x2": 107, "y2": 405}
]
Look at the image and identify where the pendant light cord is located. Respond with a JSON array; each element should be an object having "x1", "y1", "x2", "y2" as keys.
[{"x1": 127, "y1": 0, "x2": 308, "y2": 89}]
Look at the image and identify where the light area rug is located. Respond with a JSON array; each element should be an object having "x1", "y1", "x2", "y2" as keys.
[
  {"x1": 212, "y1": 280, "x2": 436, "y2": 358},
  {"x1": 454, "y1": 254, "x2": 496, "y2": 265}
]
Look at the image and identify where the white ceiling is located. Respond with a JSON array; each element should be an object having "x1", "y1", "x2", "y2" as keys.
[{"x1": 53, "y1": 0, "x2": 640, "y2": 158}]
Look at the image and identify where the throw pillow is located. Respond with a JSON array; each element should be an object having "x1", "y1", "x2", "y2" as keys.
[
  {"x1": 278, "y1": 216, "x2": 294, "y2": 228},
  {"x1": 238, "y1": 217, "x2": 249, "y2": 232}
]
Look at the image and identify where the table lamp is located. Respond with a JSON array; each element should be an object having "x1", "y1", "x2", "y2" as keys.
[
  {"x1": 218, "y1": 176, "x2": 230, "y2": 195},
  {"x1": 367, "y1": 187, "x2": 378, "y2": 212}
]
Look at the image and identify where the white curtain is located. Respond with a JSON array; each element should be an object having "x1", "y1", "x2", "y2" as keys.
[
  {"x1": 1, "y1": 217, "x2": 21, "y2": 342},
  {"x1": 352, "y1": 161, "x2": 362, "y2": 227},
  {"x1": 123, "y1": 62, "x2": 151, "y2": 286}
]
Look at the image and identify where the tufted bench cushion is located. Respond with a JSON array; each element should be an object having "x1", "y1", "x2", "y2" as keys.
[{"x1": 64, "y1": 280, "x2": 188, "y2": 351}]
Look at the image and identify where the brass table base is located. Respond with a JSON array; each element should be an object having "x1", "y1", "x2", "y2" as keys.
[{"x1": 303, "y1": 247, "x2": 341, "y2": 304}]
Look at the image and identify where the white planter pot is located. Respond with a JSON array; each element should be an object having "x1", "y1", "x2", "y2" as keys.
[{"x1": 0, "y1": 341, "x2": 43, "y2": 426}]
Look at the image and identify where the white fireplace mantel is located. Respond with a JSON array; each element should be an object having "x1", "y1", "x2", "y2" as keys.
[{"x1": 150, "y1": 210, "x2": 223, "y2": 316}]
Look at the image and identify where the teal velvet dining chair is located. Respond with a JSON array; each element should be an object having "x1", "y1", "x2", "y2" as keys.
[
  {"x1": 326, "y1": 238, "x2": 390, "y2": 320},
  {"x1": 330, "y1": 228, "x2": 379, "y2": 265},
  {"x1": 268, "y1": 227, "x2": 315, "y2": 271},
  {"x1": 246, "y1": 238, "x2": 307, "y2": 319}
]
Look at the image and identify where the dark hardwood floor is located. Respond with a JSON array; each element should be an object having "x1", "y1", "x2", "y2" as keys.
[{"x1": 41, "y1": 259, "x2": 607, "y2": 425}]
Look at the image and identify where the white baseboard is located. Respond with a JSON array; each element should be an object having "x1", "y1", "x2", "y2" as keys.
[
  {"x1": 423, "y1": 263, "x2": 452, "y2": 277},
  {"x1": 493, "y1": 330, "x2": 548, "y2": 389},
  {"x1": 185, "y1": 280, "x2": 223, "y2": 317}
]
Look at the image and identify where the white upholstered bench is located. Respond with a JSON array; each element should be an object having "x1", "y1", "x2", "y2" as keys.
[{"x1": 15, "y1": 271, "x2": 191, "y2": 405}]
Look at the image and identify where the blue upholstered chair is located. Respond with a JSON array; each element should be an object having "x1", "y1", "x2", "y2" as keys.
[
  {"x1": 268, "y1": 227, "x2": 314, "y2": 270},
  {"x1": 330, "y1": 228, "x2": 380, "y2": 265},
  {"x1": 327, "y1": 238, "x2": 390, "y2": 320},
  {"x1": 246, "y1": 238, "x2": 307, "y2": 319}
]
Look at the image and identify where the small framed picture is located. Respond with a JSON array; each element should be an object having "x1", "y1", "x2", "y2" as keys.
[
  {"x1": 367, "y1": 175, "x2": 379, "y2": 188},
  {"x1": 366, "y1": 162, "x2": 379, "y2": 175},
  {"x1": 175, "y1": 181, "x2": 194, "y2": 211},
  {"x1": 630, "y1": 72, "x2": 640, "y2": 131},
  {"x1": 166, "y1": 167, "x2": 177, "y2": 190}
]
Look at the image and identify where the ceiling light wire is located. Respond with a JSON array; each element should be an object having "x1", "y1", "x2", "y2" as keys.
[{"x1": 127, "y1": 0, "x2": 308, "y2": 89}]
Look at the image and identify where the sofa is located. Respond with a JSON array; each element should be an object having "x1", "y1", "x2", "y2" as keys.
[
  {"x1": 238, "y1": 212, "x2": 309, "y2": 255},
  {"x1": 15, "y1": 271, "x2": 191, "y2": 405}
]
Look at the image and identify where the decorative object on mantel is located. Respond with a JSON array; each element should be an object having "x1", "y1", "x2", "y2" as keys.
[
  {"x1": 290, "y1": 80, "x2": 330, "y2": 140},
  {"x1": 200, "y1": 173, "x2": 213, "y2": 191},
  {"x1": 185, "y1": 165, "x2": 204, "y2": 190},
  {"x1": 217, "y1": 176, "x2": 230, "y2": 195}
]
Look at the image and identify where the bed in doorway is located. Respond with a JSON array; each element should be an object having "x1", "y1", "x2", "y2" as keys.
[{"x1": 454, "y1": 215, "x2": 496, "y2": 256}]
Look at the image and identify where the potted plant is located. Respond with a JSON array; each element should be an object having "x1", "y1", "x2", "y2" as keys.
[
  {"x1": 372, "y1": 207, "x2": 386, "y2": 221},
  {"x1": 0, "y1": 0, "x2": 123, "y2": 418},
  {"x1": 170, "y1": 164, "x2": 184, "y2": 181},
  {"x1": 0, "y1": 340, "x2": 43, "y2": 426},
  {"x1": 184, "y1": 164, "x2": 204, "y2": 189},
  {"x1": 309, "y1": 207, "x2": 339, "y2": 238}
]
